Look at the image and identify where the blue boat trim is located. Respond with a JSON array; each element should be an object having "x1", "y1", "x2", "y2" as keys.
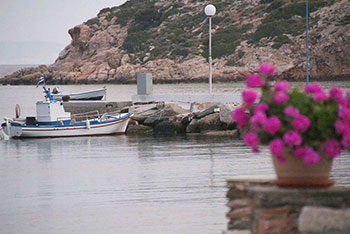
[
  {"x1": 21, "y1": 113, "x2": 132, "y2": 128},
  {"x1": 21, "y1": 117, "x2": 130, "y2": 132}
]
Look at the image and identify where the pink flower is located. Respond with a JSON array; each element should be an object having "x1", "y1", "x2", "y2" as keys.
[
  {"x1": 251, "y1": 111, "x2": 267, "y2": 125},
  {"x1": 284, "y1": 106, "x2": 300, "y2": 118},
  {"x1": 251, "y1": 111, "x2": 267, "y2": 131},
  {"x1": 274, "y1": 81, "x2": 288, "y2": 92},
  {"x1": 242, "y1": 89, "x2": 258, "y2": 107},
  {"x1": 293, "y1": 145, "x2": 320, "y2": 165},
  {"x1": 330, "y1": 86, "x2": 342, "y2": 98},
  {"x1": 334, "y1": 120, "x2": 350, "y2": 135},
  {"x1": 254, "y1": 103, "x2": 269, "y2": 114},
  {"x1": 231, "y1": 107, "x2": 250, "y2": 129},
  {"x1": 304, "y1": 83, "x2": 328, "y2": 103},
  {"x1": 330, "y1": 87, "x2": 346, "y2": 105},
  {"x1": 304, "y1": 83, "x2": 322, "y2": 94},
  {"x1": 321, "y1": 139, "x2": 341, "y2": 158},
  {"x1": 293, "y1": 147, "x2": 306, "y2": 160},
  {"x1": 292, "y1": 115, "x2": 310, "y2": 132},
  {"x1": 302, "y1": 146, "x2": 320, "y2": 166},
  {"x1": 283, "y1": 130, "x2": 302, "y2": 147},
  {"x1": 339, "y1": 106, "x2": 350, "y2": 120},
  {"x1": 263, "y1": 116, "x2": 281, "y2": 134},
  {"x1": 269, "y1": 138, "x2": 286, "y2": 163},
  {"x1": 246, "y1": 73, "x2": 265, "y2": 88},
  {"x1": 258, "y1": 64, "x2": 275, "y2": 76},
  {"x1": 273, "y1": 92, "x2": 289, "y2": 105},
  {"x1": 275, "y1": 154, "x2": 287, "y2": 163},
  {"x1": 341, "y1": 133, "x2": 350, "y2": 150},
  {"x1": 346, "y1": 91, "x2": 350, "y2": 106},
  {"x1": 243, "y1": 132, "x2": 260, "y2": 153},
  {"x1": 312, "y1": 91, "x2": 328, "y2": 103}
]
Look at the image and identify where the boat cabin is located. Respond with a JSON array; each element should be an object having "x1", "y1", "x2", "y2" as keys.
[{"x1": 36, "y1": 101, "x2": 71, "y2": 125}]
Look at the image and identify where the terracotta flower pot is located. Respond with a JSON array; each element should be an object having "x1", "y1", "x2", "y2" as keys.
[{"x1": 272, "y1": 152, "x2": 334, "y2": 188}]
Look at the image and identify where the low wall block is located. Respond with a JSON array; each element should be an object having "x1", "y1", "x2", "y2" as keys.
[{"x1": 226, "y1": 176, "x2": 350, "y2": 234}]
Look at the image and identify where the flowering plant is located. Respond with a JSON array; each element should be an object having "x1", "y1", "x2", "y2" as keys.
[{"x1": 232, "y1": 64, "x2": 350, "y2": 166}]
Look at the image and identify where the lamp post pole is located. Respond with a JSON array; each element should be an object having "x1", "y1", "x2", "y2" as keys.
[
  {"x1": 205, "y1": 4, "x2": 216, "y2": 95},
  {"x1": 306, "y1": 0, "x2": 309, "y2": 83},
  {"x1": 209, "y1": 16, "x2": 213, "y2": 94}
]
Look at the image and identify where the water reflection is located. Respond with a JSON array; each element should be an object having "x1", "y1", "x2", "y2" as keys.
[{"x1": 0, "y1": 135, "x2": 349, "y2": 234}]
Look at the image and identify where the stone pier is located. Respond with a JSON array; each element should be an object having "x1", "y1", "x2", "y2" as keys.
[
  {"x1": 62, "y1": 101, "x2": 132, "y2": 115},
  {"x1": 225, "y1": 176, "x2": 350, "y2": 234}
]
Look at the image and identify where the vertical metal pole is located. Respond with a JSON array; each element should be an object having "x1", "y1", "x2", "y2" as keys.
[
  {"x1": 209, "y1": 17, "x2": 213, "y2": 94},
  {"x1": 306, "y1": 0, "x2": 309, "y2": 83}
]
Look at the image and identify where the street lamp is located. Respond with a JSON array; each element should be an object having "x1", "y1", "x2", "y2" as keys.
[
  {"x1": 204, "y1": 4, "x2": 216, "y2": 94},
  {"x1": 305, "y1": 0, "x2": 309, "y2": 83}
]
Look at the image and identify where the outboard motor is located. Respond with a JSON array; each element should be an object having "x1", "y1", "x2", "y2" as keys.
[{"x1": 52, "y1": 87, "x2": 60, "y2": 94}]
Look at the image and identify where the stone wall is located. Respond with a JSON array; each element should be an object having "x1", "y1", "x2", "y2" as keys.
[
  {"x1": 63, "y1": 101, "x2": 132, "y2": 115},
  {"x1": 225, "y1": 176, "x2": 350, "y2": 234}
]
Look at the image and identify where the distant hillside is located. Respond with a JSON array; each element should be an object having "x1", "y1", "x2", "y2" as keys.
[
  {"x1": 0, "y1": 41, "x2": 63, "y2": 65},
  {"x1": 0, "y1": 64, "x2": 38, "y2": 77},
  {"x1": 1, "y1": 0, "x2": 350, "y2": 85}
]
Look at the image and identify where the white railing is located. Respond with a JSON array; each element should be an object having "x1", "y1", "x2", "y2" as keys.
[{"x1": 56, "y1": 110, "x2": 124, "y2": 125}]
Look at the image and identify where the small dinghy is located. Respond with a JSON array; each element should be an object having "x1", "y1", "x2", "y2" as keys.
[
  {"x1": 51, "y1": 87, "x2": 106, "y2": 101},
  {"x1": 1, "y1": 87, "x2": 132, "y2": 138}
]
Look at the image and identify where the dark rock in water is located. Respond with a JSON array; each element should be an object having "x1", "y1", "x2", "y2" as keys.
[
  {"x1": 187, "y1": 113, "x2": 227, "y2": 133},
  {"x1": 126, "y1": 124, "x2": 153, "y2": 136},
  {"x1": 181, "y1": 115, "x2": 192, "y2": 127},
  {"x1": 153, "y1": 120, "x2": 186, "y2": 135},
  {"x1": 132, "y1": 107, "x2": 159, "y2": 124},
  {"x1": 186, "y1": 119, "x2": 201, "y2": 133},
  {"x1": 198, "y1": 113, "x2": 226, "y2": 131},
  {"x1": 143, "y1": 111, "x2": 162, "y2": 127},
  {"x1": 129, "y1": 103, "x2": 237, "y2": 136},
  {"x1": 143, "y1": 103, "x2": 188, "y2": 127},
  {"x1": 196, "y1": 105, "x2": 219, "y2": 119}
]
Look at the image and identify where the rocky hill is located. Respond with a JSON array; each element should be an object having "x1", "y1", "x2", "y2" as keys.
[{"x1": 1, "y1": 0, "x2": 349, "y2": 85}]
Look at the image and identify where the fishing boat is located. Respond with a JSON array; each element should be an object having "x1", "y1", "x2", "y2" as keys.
[
  {"x1": 1, "y1": 87, "x2": 133, "y2": 138},
  {"x1": 51, "y1": 87, "x2": 106, "y2": 101}
]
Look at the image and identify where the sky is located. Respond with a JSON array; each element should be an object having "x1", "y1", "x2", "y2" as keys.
[{"x1": 0, "y1": 0, "x2": 126, "y2": 64}]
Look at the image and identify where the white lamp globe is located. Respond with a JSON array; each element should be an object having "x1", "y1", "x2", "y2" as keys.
[{"x1": 204, "y1": 4, "x2": 216, "y2": 17}]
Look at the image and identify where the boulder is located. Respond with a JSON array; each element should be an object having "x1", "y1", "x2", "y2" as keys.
[
  {"x1": 162, "y1": 103, "x2": 189, "y2": 116},
  {"x1": 143, "y1": 111, "x2": 163, "y2": 126},
  {"x1": 126, "y1": 124, "x2": 153, "y2": 136},
  {"x1": 131, "y1": 104, "x2": 159, "y2": 123},
  {"x1": 186, "y1": 118, "x2": 201, "y2": 133},
  {"x1": 187, "y1": 113, "x2": 227, "y2": 133},
  {"x1": 143, "y1": 103, "x2": 189, "y2": 126},
  {"x1": 197, "y1": 113, "x2": 226, "y2": 132},
  {"x1": 219, "y1": 104, "x2": 237, "y2": 125},
  {"x1": 196, "y1": 105, "x2": 219, "y2": 119},
  {"x1": 68, "y1": 24, "x2": 91, "y2": 44},
  {"x1": 153, "y1": 120, "x2": 186, "y2": 135}
]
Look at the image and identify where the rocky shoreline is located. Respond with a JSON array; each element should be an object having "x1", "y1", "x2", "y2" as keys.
[
  {"x1": 0, "y1": 64, "x2": 246, "y2": 85},
  {"x1": 126, "y1": 102, "x2": 239, "y2": 136},
  {"x1": 1, "y1": 63, "x2": 349, "y2": 86},
  {"x1": 84, "y1": 101, "x2": 240, "y2": 137}
]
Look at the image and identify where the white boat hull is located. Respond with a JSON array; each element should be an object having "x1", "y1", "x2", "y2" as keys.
[
  {"x1": 2, "y1": 114, "x2": 132, "y2": 138},
  {"x1": 52, "y1": 88, "x2": 106, "y2": 101}
]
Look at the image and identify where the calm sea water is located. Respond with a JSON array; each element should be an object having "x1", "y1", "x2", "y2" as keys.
[{"x1": 1, "y1": 83, "x2": 350, "y2": 234}]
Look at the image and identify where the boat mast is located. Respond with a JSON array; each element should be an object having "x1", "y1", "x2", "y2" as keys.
[{"x1": 43, "y1": 87, "x2": 54, "y2": 102}]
